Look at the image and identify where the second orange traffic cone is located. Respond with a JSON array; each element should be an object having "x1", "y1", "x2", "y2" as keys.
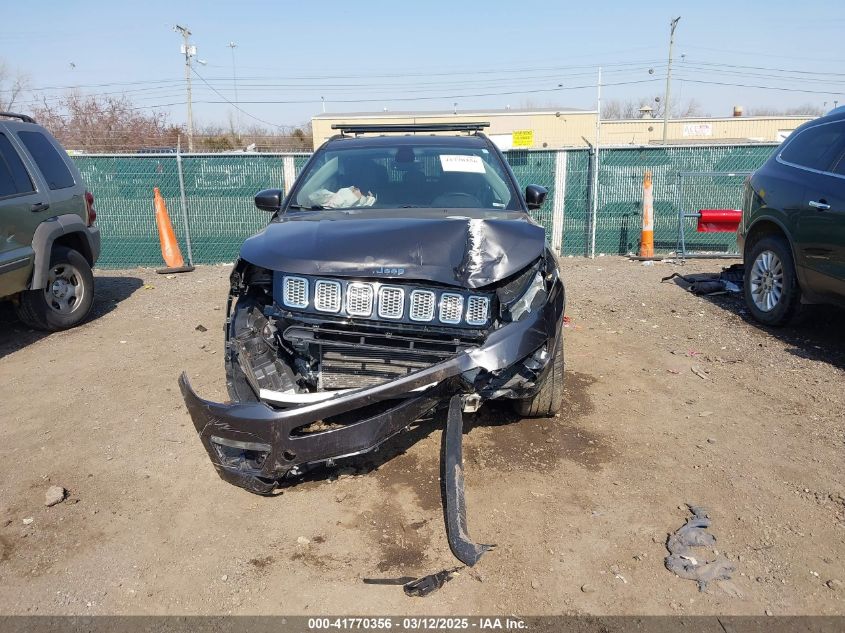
[
  {"x1": 153, "y1": 187, "x2": 194, "y2": 274},
  {"x1": 639, "y1": 171, "x2": 655, "y2": 259}
]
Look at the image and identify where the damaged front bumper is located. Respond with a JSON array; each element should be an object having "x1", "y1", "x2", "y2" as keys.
[{"x1": 179, "y1": 283, "x2": 564, "y2": 496}]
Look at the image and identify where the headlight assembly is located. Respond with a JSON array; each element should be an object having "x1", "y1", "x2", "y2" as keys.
[
  {"x1": 506, "y1": 271, "x2": 547, "y2": 322},
  {"x1": 497, "y1": 263, "x2": 550, "y2": 323}
]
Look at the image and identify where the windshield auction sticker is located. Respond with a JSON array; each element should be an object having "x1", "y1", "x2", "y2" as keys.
[{"x1": 440, "y1": 154, "x2": 486, "y2": 174}]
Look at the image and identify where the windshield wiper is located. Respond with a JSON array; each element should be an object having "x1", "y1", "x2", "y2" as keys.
[{"x1": 288, "y1": 204, "x2": 325, "y2": 210}]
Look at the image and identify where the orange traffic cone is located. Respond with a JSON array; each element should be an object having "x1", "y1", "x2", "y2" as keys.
[
  {"x1": 639, "y1": 170, "x2": 655, "y2": 259},
  {"x1": 153, "y1": 187, "x2": 194, "y2": 274}
]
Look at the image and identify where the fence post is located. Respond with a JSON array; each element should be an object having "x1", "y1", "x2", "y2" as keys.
[
  {"x1": 551, "y1": 150, "x2": 567, "y2": 256},
  {"x1": 175, "y1": 147, "x2": 194, "y2": 267},
  {"x1": 589, "y1": 146, "x2": 599, "y2": 259},
  {"x1": 675, "y1": 171, "x2": 685, "y2": 259},
  {"x1": 283, "y1": 155, "x2": 296, "y2": 194}
]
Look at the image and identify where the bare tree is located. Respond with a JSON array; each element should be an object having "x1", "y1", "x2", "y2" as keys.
[
  {"x1": 602, "y1": 96, "x2": 708, "y2": 119},
  {"x1": 33, "y1": 92, "x2": 183, "y2": 152},
  {"x1": 676, "y1": 98, "x2": 704, "y2": 118},
  {"x1": 20, "y1": 80, "x2": 313, "y2": 152},
  {"x1": 601, "y1": 100, "x2": 623, "y2": 120},
  {"x1": 195, "y1": 121, "x2": 313, "y2": 152},
  {"x1": 0, "y1": 61, "x2": 30, "y2": 112},
  {"x1": 747, "y1": 103, "x2": 824, "y2": 117},
  {"x1": 603, "y1": 97, "x2": 660, "y2": 119}
]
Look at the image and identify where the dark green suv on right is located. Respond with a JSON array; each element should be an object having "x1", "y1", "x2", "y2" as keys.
[
  {"x1": 0, "y1": 112, "x2": 100, "y2": 331},
  {"x1": 738, "y1": 107, "x2": 845, "y2": 325}
]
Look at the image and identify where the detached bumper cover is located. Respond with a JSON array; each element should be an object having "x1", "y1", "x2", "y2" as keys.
[{"x1": 179, "y1": 282, "x2": 563, "y2": 494}]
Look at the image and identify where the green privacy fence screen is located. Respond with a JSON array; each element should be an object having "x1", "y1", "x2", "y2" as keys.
[{"x1": 71, "y1": 144, "x2": 778, "y2": 268}]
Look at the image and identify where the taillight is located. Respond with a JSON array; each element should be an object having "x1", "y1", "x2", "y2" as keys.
[{"x1": 84, "y1": 190, "x2": 97, "y2": 226}]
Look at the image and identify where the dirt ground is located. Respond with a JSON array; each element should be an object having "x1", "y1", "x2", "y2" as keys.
[{"x1": 0, "y1": 257, "x2": 843, "y2": 616}]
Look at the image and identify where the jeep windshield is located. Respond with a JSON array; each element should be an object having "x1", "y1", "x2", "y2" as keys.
[{"x1": 289, "y1": 138, "x2": 520, "y2": 211}]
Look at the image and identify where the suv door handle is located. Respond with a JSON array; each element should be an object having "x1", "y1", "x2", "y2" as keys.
[
  {"x1": 30, "y1": 202, "x2": 50, "y2": 213},
  {"x1": 808, "y1": 200, "x2": 830, "y2": 210}
]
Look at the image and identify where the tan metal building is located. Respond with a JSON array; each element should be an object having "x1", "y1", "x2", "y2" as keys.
[
  {"x1": 311, "y1": 109, "x2": 597, "y2": 149},
  {"x1": 311, "y1": 109, "x2": 812, "y2": 149}
]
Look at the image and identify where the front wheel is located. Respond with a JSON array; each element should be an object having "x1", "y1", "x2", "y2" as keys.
[
  {"x1": 15, "y1": 246, "x2": 95, "y2": 331},
  {"x1": 514, "y1": 337, "x2": 564, "y2": 418},
  {"x1": 743, "y1": 235, "x2": 800, "y2": 326}
]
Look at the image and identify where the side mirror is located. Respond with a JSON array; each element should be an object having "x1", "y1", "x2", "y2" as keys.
[
  {"x1": 254, "y1": 188, "x2": 283, "y2": 212},
  {"x1": 525, "y1": 184, "x2": 548, "y2": 210}
]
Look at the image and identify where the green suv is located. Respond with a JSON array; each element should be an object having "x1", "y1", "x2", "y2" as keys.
[{"x1": 0, "y1": 112, "x2": 100, "y2": 330}]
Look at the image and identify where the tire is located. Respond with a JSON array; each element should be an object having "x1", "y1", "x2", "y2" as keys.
[
  {"x1": 15, "y1": 246, "x2": 95, "y2": 331},
  {"x1": 743, "y1": 235, "x2": 801, "y2": 327},
  {"x1": 514, "y1": 337, "x2": 564, "y2": 418}
]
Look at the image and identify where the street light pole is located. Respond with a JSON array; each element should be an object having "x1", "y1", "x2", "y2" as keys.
[
  {"x1": 175, "y1": 24, "x2": 195, "y2": 152},
  {"x1": 228, "y1": 41, "x2": 240, "y2": 140},
  {"x1": 662, "y1": 16, "x2": 681, "y2": 144}
]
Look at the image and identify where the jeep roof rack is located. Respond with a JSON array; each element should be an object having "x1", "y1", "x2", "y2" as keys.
[
  {"x1": 0, "y1": 112, "x2": 36, "y2": 123},
  {"x1": 331, "y1": 122, "x2": 490, "y2": 136}
]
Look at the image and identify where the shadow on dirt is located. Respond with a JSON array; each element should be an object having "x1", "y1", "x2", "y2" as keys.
[
  {"x1": 276, "y1": 369, "x2": 609, "y2": 497},
  {"x1": 0, "y1": 275, "x2": 143, "y2": 359},
  {"x1": 666, "y1": 271, "x2": 845, "y2": 371},
  {"x1": 274, "y1": 370, "x2": 608, "y2": 572}
]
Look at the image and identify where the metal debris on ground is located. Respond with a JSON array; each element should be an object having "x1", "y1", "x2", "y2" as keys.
[
  {"x1": 662, "y1": 264, "x2": 744, "y2": 296},
  {"x1": 665, "y1": 504, "x2": 736, "y2": 593},
  {"x1": 443, "y1": 395, "x2": 495, "y2": 566},
  {"x1": 403, "y1": 567, "x2": 462, "y2": 597},
  {"x1": 362, "y1": 567, "x2": 462, "y2": 598},
  {"x1": 690, "y1": 367, "x2": 709, "y2": 380}
]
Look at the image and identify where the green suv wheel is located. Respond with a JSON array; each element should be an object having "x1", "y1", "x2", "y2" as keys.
[{"x1": 15, "y1": 246, "x2": 95, "y2": 331}]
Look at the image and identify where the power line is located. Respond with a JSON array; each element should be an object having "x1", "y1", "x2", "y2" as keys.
[
  {"x1": 7, "y1": 67, "x2": 658, "y2": 108},
  {"x1": 15, "y1": 59, "x2": 665, "y2": 93},
  {"x1": 682, "y1": 59, "x2": 845, "y2": 78},
  {"x1": 127, "y1": 76, "x2": 665, "y2": 111},
  {"x1": 192, "y1": 68, "x2": 286, "y2": 129},
  {"x1": 673, "y1": 77, "x2": 845, "y2": 96},
  {"x1": 680, "y1": 44, "x2": 845, "y2": 65}
]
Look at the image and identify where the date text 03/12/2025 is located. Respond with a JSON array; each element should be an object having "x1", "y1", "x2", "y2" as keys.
[{"x1": 307, "y1": 617, "x2": 527, "y2": 630}]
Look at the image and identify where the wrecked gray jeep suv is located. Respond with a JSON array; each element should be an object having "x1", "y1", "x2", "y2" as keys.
[{"x1": 179, "y1": 123, "x2": 565, "y2": 565}]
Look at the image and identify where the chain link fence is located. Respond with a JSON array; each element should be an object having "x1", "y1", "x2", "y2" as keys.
[{"x1": 71, "y1": 143, "x2": 778, "y2": 268}]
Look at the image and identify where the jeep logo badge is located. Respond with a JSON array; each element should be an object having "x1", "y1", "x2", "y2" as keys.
[{"x1": 373, "y1": 267, "x2": 405, "y2": 275}]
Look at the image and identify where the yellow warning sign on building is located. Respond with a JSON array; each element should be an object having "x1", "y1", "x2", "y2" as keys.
[{"x1": 511, "y1": 130, "x2": 534, "y2": 148}]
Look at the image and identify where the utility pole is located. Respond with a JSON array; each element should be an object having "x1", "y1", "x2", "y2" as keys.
[
  {"x1": 590, "y1": 66, "x2": 602, "y2": 259},
  {"x1": 228, "y1": 41, "x2": 240, "y2": 140},
  {"x1": 174, "y1": 24, "x2": 195, "y2": 151},
  {"x1": 662, "y1": 16, "x2": 681, "y2": 144}
]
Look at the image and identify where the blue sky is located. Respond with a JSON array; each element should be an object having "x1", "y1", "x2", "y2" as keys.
[{"x1": 3, "y1": 0, "x2": 844, "y2": 130}]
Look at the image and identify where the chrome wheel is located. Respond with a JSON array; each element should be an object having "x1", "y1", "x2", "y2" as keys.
[
  {"x1": 44, "y1": 263, "x2": 86, "y2": 314},
  {"x1": 749, "y1": 250, "x2": 784, "y2": 312}
]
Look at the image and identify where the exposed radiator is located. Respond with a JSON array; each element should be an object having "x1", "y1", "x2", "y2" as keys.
[
  {"x1": 282, "y1": 323, "x2": 473, "y2": 390},
  {"x1": 320, "y1": 347, "x2": 442, "y2": 389}
]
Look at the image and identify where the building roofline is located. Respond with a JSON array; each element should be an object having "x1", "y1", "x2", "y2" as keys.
[
  {"x1": 314, "y1": 111, "x2": 813, "y2": 123},
  {"x1": 313, "y1": 108, "x2": 595, "y2": 119},
  {"x1": 603, "y1": 115, "x2": 814, "y2": 122}
]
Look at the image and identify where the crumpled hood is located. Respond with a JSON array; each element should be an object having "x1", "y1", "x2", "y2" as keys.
[{"x1": 239, "y1": 208, "x2": 546, "y2": 288}]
